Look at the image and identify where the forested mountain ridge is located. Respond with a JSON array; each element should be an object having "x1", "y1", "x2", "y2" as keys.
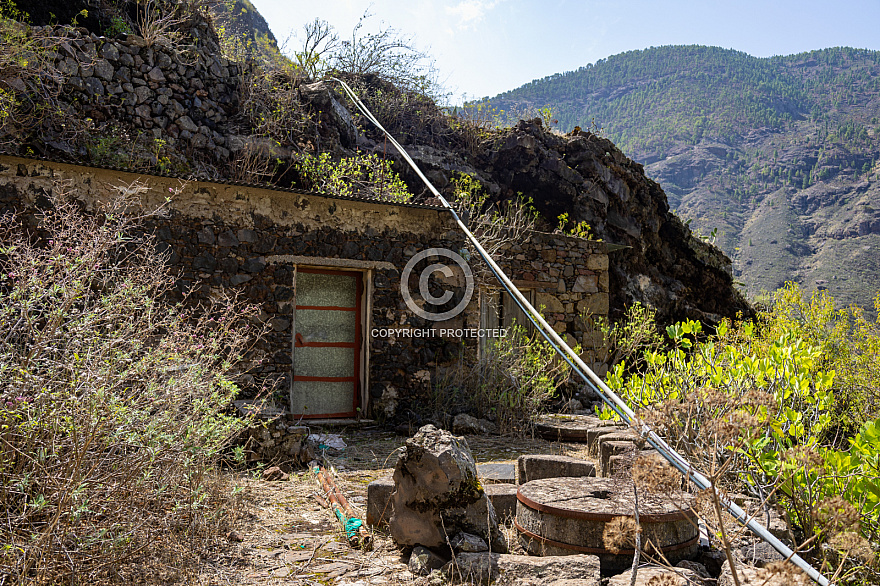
[{"x1": 480, "y1": 46, "x2": 880, "y2": 309}]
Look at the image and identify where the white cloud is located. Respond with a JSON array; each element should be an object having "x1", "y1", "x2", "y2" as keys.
[{"x1": 445, "y1": 0, "x2": 502, "y2": 29}]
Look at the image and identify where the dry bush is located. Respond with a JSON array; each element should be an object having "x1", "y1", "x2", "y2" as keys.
[
  {"x1": 340, "y1": 73, "x2": 454, "y2": 146},
  {"x1": 449, "y1": 172, "x2": 540, "y2": 284},
  {"x1": 0, "y1": 17, "x2": 90, "y2": 149},
  {"x1": 238, "y1": 64, "x2": 312, "y2": 147},
  {"x1": 434, "y1": 325, "x2": 570, "y2": 434},
  {"x1": 0, "y1": 181, "x2": 264, "y2": 584}
]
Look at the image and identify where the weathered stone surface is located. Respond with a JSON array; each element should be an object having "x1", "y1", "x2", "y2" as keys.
[
  {"x1": 299, "y1": 81, "x2": 358, "y2": 148},
  {"x1": 585, "y1": 426, "x2": 629, "y2": 457},
  {"x1": 599, "y1": 439, "x2": 638, "y2": 477},
  {"x1": 534, "y1": 413, "x2": 613, "y2": 442},
  {"x1": 408, "y1": 545, "x2": 447, "y2": 576},
  {"x1": 577, "y1": 292, "x2": 610, "y2": 315},
  {"x1": 450, "y1": 531, "x2": 488, "y2": 553},
  {"x1": 517, "y1": 477, "x2": 698, "y2": 575},
  {"x1": 236, "y1": 228, "x2": 258, "y2": 242},
  {"x1": 83, "y1": 77, "x2": 104, "y2": 96},
  {"x1": 443, "y1": 552, "x2": 601, "y2": 585},
  {"x1": 217, "y1": 229, "x2": 239, "y2": 246},
  {"x1": 101, "y1": 42, "x2": 119, "y2": 61},
  {"x1": 366, "y1": 476, "x2": 394, "y2": 526},
  {"x1": 177, "y1": 115, "x2": 198, "y2": 133},
  {"x1": 676, "y1": 560, "x2": 712, "y2": 579},
  {"x1": 242, "y1": 257, "x2": 266, "y2": 273},
  {"x1": 452, "y1": 413, "x2": 497, "y2": 435},
  {"x1": 484, "y1": 483, "x2": 517, "y2": 520},
  {"x1": 261, "y1": 465, "x2": 289, "y2": 481},
  {"x1": 718, "y1": 559, "x2": 806, "y2": 586},
  {"x1": 229, "y1": 273, "x2": 252, "y2": 285},
  {"x1": 146, "y1": 65, "x2": 166, "y2": 82},
  {"x1": 94, "y1": 59, "x2": 113, "y2": 80},
  {"x1": 536, "y1": 291, "x2": 565, "y2": 313},
  {"x1": 739, "y1": 540, "x2": 785, "y2": 567},
  {"x1": 477, "y1": 463, "x2": 516, "y2": 484},
  {"x1": 572, "y1": 274, "x2": 598, "y2": 293},
  {"x1": 390, "y1": 425, "x2": 507, "y2": 553},
  {"x1": 517, "y1": 454, "x2": 596, "y2": 484},
  {"x1": 698, "y1": 548, "x2": 728, "y2": 576},
  {"x1": 561, "y1": 398, "x2": 585, "y2": 412},
  {"x1": 608, "y1": 565, "x2": 709, "y2": 586}
]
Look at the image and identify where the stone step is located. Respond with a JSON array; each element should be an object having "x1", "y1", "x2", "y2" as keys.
[
  {"x1": 484, "y1": 483, "x2": 517, "y2": 521},
  {"x1": 516, "y1": 454, "x2": 596, "y2": 484}
]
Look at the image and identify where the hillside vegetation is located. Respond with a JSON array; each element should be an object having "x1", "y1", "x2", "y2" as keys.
[
  {"x1": 480, "y1": 46, "x2": 880, "y2": 310},
  {"x1": 1, "y1": 4, "x2": 880, "y2": 583}
]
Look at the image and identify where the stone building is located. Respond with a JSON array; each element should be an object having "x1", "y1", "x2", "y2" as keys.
[{"x1": 0, "y1": 155, "x2": 609, "y2": 422}]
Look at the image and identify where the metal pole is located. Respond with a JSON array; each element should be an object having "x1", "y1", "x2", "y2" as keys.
[{"x1": 330, "y1": 78, "x2": 829, "y2": 586}]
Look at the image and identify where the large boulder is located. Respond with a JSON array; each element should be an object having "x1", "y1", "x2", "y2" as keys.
[{"x1": 390, "y1": 425, "x2": 507, "y2": 552}]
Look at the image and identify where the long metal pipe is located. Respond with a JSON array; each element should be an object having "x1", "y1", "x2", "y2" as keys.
[{"x1": 330, "y1": 78, "x2": 829, "y2": 585}]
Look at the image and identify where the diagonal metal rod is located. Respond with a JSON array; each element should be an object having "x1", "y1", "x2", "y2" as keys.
[{"x1": 330, "y1": 77, "x2": 829, "y2": 586}]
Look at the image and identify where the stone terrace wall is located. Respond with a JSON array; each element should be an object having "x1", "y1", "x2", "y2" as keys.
[
  {"x1": 41, "y1": 15, "x2": 238, "y2": 161},
  {"x1": 0, "y1": 156, "x2": 609, "y2": 421}
]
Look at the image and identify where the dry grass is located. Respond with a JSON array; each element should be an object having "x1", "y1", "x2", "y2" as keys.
[{"x1": 188, "y1": 428, "x2": 599, "y2": 584}]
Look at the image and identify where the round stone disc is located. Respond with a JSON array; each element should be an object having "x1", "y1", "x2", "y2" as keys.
[{"x1": 516, "y1": 477, "x2": 698, "y2": 573}]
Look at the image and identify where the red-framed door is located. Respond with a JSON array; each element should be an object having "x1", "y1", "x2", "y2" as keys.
[{"x1": 291, "y1": 268, "x2": 362, "y2": 418}]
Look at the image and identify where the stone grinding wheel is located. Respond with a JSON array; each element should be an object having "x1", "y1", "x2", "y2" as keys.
[
  {"x1": 515, "y1": 477, "x2": 699, "y2": 574},
  {"x1": 534, "y1": 414, "x2": 608, "y2": 441}
]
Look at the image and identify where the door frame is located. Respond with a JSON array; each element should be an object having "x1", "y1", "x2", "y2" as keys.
[{"x1": 290, "y1": 267, "x2": 363, "y2": 419}]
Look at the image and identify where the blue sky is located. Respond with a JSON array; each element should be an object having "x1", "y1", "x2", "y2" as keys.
[{"x1": 252, "y1": 1, "x2": 880, "y2": 102}]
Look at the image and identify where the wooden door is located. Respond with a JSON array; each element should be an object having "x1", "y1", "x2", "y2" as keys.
[{"x1": 291, "y1": 268, "x2": 362, "y2": 418}]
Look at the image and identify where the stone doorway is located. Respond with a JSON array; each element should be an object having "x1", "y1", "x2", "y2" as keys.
[{"x1": 290, "y1": 268, "x2": 363, "y2": 418}]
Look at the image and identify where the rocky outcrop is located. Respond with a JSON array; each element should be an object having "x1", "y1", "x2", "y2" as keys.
[{"x1": 381, "y1": 119, "x2": 752, "y2": 324}]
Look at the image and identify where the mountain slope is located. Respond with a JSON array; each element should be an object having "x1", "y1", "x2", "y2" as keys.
[
  {"x1": 208, "y1": 0, "x2": 284, "y2": 65},
  {"x1": 480, "y1": 46, "x2": 880, "y2": 309}
]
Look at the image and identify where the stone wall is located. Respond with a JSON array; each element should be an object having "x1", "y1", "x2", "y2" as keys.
[
  {"x1": 0, "y1": 155, "x2": 609, "y2": 421},
  {"x1": 37, "y1": 15, "x2": 238, "y2": 161}
]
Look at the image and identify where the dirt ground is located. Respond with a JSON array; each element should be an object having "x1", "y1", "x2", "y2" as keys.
[{"x1": 195, "y1": 428, "x2": 597, "y2": 586}]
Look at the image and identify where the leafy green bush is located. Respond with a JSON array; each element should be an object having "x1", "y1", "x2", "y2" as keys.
[
  {"x1": 0, "y1": 182, "x2": 262, "y2": 584},
  {"x1": 758, "y1": 283, "x2": 880, "y2": 434},
  {"x1": 295, "y1": 151, "x2": 413, "y2": 203},
  {"x1": 599, "y1": 284, "x2": 880, "y2": 581}
]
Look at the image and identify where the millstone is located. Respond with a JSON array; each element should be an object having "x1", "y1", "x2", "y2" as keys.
[
  {"x1": 515, "y1": 477, "x2": 698, "y2": 575},
  {"x1": 535, "y1": 414, "x2": 623, "y2": 442}
]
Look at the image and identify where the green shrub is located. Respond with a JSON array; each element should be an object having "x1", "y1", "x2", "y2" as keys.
[
  {"x1": 600, "y1": 285, "x2": 880, "y2": 581},
  {"x1": 295, "y1": 151, "x2": 413, "y2": 203},
  {"x1": 0, "y1": 182, "x2": 263, "y2": 584}
]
